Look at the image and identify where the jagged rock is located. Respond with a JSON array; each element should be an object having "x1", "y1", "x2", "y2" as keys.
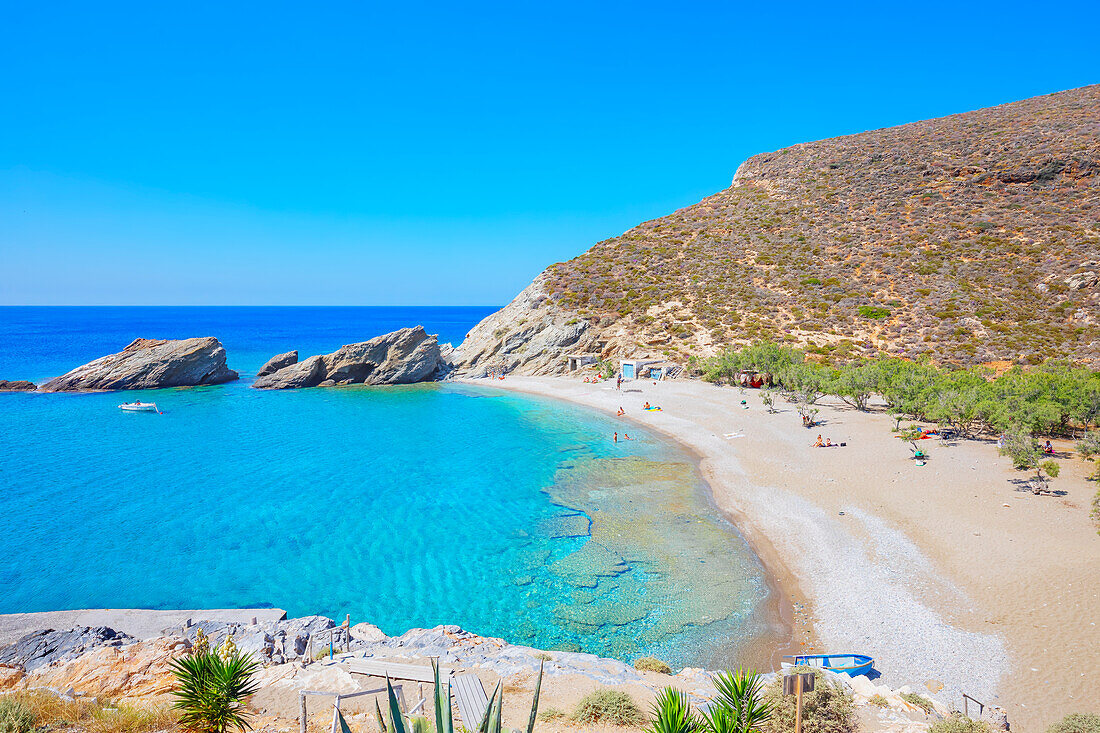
[
  {"x1": 0, "y1": 627, "x2": 136, "y2": 672},
  {"x1": 449, "y1": 274, "x2": 596, "y2": 376},
  {"x1": 253, "y1": 327, "x2": 444, "y2": 389},
  {"x1": 40, "y1": 338, "x2": 238, "y2": 392},
  {"x1": 257, "y1": 350, "x2": 298, "y2": 377},
  {"x1": 178, "y1": 615, "x2": 335, "y2": 662},
  {"x1": 1066, "y1": 271, "x2": 1098, "y2": 290},
  {"x1": 0, "y1": 380, "x2": 36, "y2": 391}
]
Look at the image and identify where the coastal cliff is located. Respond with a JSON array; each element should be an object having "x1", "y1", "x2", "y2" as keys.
[
  {"x1": 453, "y1": 85, "x2": 1100, "y2": 375},
  {"x1": 39, "y1": 337, "x2": 238, "y2": 391},
  {"x1": 253, "y1": 326, "x2": 444, "y2": 388}
]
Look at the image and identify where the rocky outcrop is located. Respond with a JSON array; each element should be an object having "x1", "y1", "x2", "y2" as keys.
[
  {"x1": 40, "y1": 338, "x2": 238, "y2": 392},
  {"x1": 0, "y1": 635, "x2": 187, "y2": 701},
  {"x1": 0, "y1": 380, "x2": 36, "y2": 391},
  {"x1": 257, "y1": 350, "x2": 298, "y2": 377},
  {"x1": 177, "y1": 615, "x2": 335, "y2": 665},
  {"x1": 252, "y1": 327, "x2": 444, "y2": 389},
  {"x1": 448, "y1": 273, "x2": 600, "y2": 376},
  {"x1": 0, "y1": 627, "x2": 135, "y2": 673}
]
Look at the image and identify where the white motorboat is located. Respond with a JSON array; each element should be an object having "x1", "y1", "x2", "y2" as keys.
[{"x1": 119, "y1": 401, "x2": 160, "y2": 413}]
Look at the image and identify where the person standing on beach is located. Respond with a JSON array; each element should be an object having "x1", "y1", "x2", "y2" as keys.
[{"x1": 616, "y1": 373, "x2": 622, "y2": 390}]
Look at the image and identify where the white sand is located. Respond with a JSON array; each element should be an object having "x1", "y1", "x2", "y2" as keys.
[{"x1": 467, "y1": 376, "x2": 1100, "y2": 731}]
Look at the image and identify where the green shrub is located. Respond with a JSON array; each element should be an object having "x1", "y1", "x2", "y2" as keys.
[
  {"x1": 1048, "y1": 712, "x2": 1100, "y2": 733},
  {"x1": 537, "y1": 707, "x2": 564, "y2": 722},
  {"x1": 634, "y1": 656, "x2": 673, "y2": 674},
  {"x1": 761, "y1": 668, "x2": 855, "y2": 733},
  {"x1": 572, "y1": 689, "x2": 646, "y2": 726},
  {"x1": 929, "y1": 713, "x2": 991, "y2": 733},
  {"x1": 857, "y1": 305, "x2": 891, "y2": 319},
  {"x1": 0, "y1": 698, "x2": 35, "y2": 733},
  {"x1": 899, "y1": 692, "x2": 934, "y2": 714},
  {"x1": 868, "y1": 694, "x2": 888, "y2": 708}
]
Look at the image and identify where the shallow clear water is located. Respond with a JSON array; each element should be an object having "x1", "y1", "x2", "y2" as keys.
[{"x1": 0, "y1": 307, "x2": 770, "y2": 666}]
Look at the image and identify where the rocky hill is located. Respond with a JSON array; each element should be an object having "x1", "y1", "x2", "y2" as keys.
[{"x1": 453, "y1": 85, "x2": 1100, "y2": 375}]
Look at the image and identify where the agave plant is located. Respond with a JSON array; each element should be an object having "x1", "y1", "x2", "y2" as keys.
[
  {"x1": 169, "y1": 651, "x2": 261, "y2": 733},
  {"x1": 376, "y1": 659, "x2": 543, "y2": 733},
  {"x1": 648, "y1": 687, "x2": 697, "y2": 733}
]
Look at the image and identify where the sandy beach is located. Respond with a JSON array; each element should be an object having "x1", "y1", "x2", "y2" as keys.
[{"x1": 468, "y1": 375, "x2": 1100, "y2": 731}]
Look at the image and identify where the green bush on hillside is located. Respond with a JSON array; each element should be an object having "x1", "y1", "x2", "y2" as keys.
[
  {"x1": 571, "y1": 689, "x2": 646, "y2": 726},
  {"x1": 929, "y1": 714, "x2": 991, "y2": 733},
  {"x1": 760, "y1": 668, "x2": 855, "y2": 733},
  {"x1": 634, "y1": 656, "x2": 672, "y2": 674},
  {"x1": 1047, "y1": 712, "x2": 1100, "y2": 733}
]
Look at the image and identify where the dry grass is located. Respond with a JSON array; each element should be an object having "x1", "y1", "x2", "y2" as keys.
[{"x1": 0, "y1": 691, "x2": 177, "y2": 733}]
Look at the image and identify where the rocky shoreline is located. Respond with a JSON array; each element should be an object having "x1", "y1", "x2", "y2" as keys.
[{"x1": 0, "y1": 611, "x2": 977, "y2": 733}]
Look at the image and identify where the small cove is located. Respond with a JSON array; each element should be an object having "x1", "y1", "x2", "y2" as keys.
[{"x1": 0, "y1": 307, "x2": 773, "y2": 666}]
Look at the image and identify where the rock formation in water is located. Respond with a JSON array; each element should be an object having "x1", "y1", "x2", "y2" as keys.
[
  {"x1": 453, "y1": 85, "x2": 1100, "y2": 375},
  {"x1": 39, "y1": 338, "x2": 238, "y2": 392},
  {"x1": 0, "y1": 380, "x2": 36, "y2": 391},
  {"x1": 252, "y1": 326, "x2": 444, "y2": 389},
  {"x1": 257, "y1": 350, "x2": 298, "y2": 377}
]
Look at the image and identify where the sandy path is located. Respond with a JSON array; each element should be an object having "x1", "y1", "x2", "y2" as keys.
[{"x1": 466, "y1": 376, "x2": 1100, "y2": 731}]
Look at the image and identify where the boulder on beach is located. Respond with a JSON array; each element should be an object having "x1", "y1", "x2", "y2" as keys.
[
  {"x1": 0, "y1": 380, "x2": 36, "y2": 392},
  {"x1": 252, "y1": 326, "x2": 445, "y2": 389},
  {"x1": 257, "y1": 350, "x2": 298, "y2": 377},
  {"x1": 40, "y1": 337, "x2": 238, "y2": 392}
]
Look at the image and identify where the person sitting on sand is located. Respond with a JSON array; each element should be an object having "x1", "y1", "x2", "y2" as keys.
[
  {"x1": 814, "y1": 435, "x2": 824, "y2": 447},
  {"x1": 617, "y1": 406, "x2": 625, "y2": 416},
  {"x1": 1044, "y1": 440, "x2": 1054, "y2": 454},
  {"x1": 825, "y1": 438, "x2": 833, "y2": 447},
  {"x1": 644, "y1": 401, "x2": 651, "y2": 410}
]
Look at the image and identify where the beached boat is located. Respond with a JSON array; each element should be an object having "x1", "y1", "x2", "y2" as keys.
[
  {"x1": 782, "y1": 653, "x2": 874, "y2": 676},
  {"x1": 118, "y1": 401, "x2": 160, "y2": 413}
]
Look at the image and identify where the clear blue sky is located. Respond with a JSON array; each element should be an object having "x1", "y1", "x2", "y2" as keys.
[{"x1": 2, "y1": 1, "x2": 1097, "y2": 305}]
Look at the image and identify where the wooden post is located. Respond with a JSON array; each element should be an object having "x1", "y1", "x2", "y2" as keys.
[
  {"x1": 795, "y1": 675, "x2": 803, "y2": 733},
  {"x1": 299, "y1": 693, "x2": 307, "y2": 733}
]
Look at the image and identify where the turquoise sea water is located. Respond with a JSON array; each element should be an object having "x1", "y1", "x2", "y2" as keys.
[{"x1": 0, "y1": 307, "x2": 771, "y2": 667}]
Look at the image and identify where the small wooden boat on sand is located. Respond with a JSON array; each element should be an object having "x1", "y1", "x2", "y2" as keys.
[
  {"x1": 782, "y1": 654, "x2": 874, "y2": 677},
  {"x1": 119, "y1": 401, "x2": 160, "y2": 413}
]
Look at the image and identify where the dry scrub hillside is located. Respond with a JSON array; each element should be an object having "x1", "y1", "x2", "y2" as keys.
[{"x1": 547, "y1": 85, "x2": 1100, "y2": 367}]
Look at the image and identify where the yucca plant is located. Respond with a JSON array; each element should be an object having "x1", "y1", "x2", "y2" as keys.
[
  {"x1": 376, "y1": 660, "x2": 543, "y2": 733},
  {"x1": 648, "y1": 687, "x2": 697, "y2": 733},
  {"x1": 651, "y1": 668, "x2": 770, "y2": 733},
  {"x1": 710, "y1": 668, "x2": 772, "y2": 733},
  {"x1": 169, "y1": 652, "x2": 260, "y2": 733}
]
